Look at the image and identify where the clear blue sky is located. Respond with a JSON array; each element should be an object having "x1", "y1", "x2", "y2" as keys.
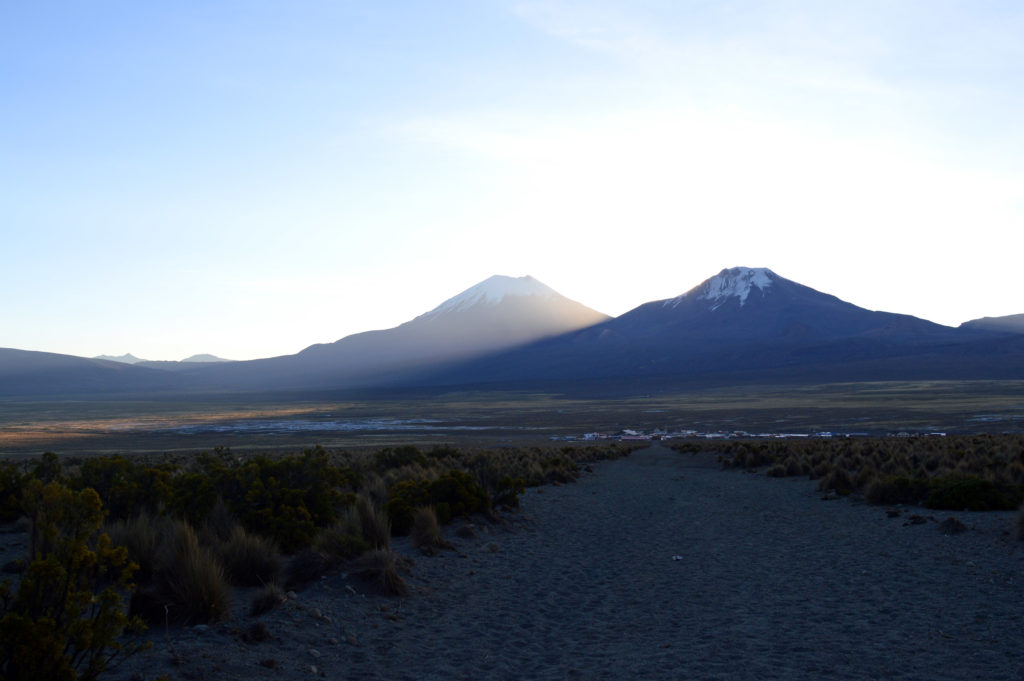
[{"x1": 3, "y1": 1, "x2": 1022, "y2": 360}]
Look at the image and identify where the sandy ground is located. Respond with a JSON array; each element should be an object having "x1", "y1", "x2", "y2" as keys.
[{"x1": 88, "y1": 445, "x2": 1024, "y2": 680}]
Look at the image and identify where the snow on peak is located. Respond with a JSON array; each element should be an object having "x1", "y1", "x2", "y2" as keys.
[
  {"x1": 666, "y1": 267, "x2": 776, "y2": 310},
  {"x1": 428, "y1": 275, "x2": 557, "y2": 315}
]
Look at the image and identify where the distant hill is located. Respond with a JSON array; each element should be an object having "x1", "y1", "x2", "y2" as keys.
[
  {"x1": 961, "y1": 313, "x2": 1024, "y2": 335},
  {"x1": 0, "y1": 348, "x2": 181, "y2": 396},
  {"x1": 181, "y1": 354, "x2": 233, "y2": 363},
  {"x1": 93, "y1": 353, "x2": 148, "y2": 364},
  {"x1": 137, "y1": 354, "x2": 235, "y2": 372}
]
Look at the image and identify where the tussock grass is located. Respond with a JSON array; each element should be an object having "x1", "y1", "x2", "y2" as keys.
[
  {"x1": 356, "y1": 495, "x2": 391, "y2": 550},
  {"x1": 155, "y1": 520, "x2": 232, "y2": 624},
  {"x1": 249, "y1": 583, "x2": 286, "y2": 617},
  {"x1": 105, "y1": 510, "x2": 169, "y2": 582},
  {"x1": 409, "y1": 506, "x2": 444, "y2": 551},
  {"x1": 352, "y1": 549, "x2": 408, "y2": 597},
  {"x1": 216, "y1": 525, "x2": 283, "y2": 587}
]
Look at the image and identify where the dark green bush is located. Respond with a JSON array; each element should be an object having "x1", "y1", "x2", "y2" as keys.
[
  {"x1": 73, "y1": 456, "x2": 175, "y2": 521},
  {"x1": 386, "y1": 480, "x2": 431, "y2": 536},
  {"x1": 316, "y1": 530, "x2": 369, "y2": 564},
  {"x1": 315, "y1": 509, "x2": 371, "y2": 563},
  {"x1": 0, "y1": 481, "x2": 147, "y2": 680},
  {"x1": 0, "y1": 462, "x2": 25, "y2": 523},
  {"x1": 374, "y1": 446, "x2": 428, "y2": 470},
  {"x1": 925, "y1": 477, "x2": 1019, "y2": 511},
  {"x1": 31, "y1": 452, "x2": 63, "y2": 485},
  {"x1": 424, "y1": 470, "x2": 490, "y2": 524},
  {"x1": 168, "y1": 470, "x2": 220, "y2": 525},
  {"x1": 865, "y1": 476, "x2": 930, "y2": 506},
  {"x1": 387, "y1": 470, "x2": 490, "y2": 535},
  {"x1": 170, "y1": 447, "x2": 350, "y2": 553},
  {"x1": 493, "y1": 477, "x2": 526, "y2": 508}
]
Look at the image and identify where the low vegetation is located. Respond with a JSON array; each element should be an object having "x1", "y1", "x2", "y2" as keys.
[
  {"x1": 0, "y1": 481, "x2": 148, "y2": 681},
  {"x1": 672, "y1": 434, "x2": 1024, "y2": 511},
  {"x1": 0, "y1": 441, "x2": 636, "y2": 678}
]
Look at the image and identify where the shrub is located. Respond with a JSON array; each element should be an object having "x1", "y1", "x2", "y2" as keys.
[
  {"x1": 0, "y1": 481, "x2": 148, "y2": 681},
  {"x1": 386, "y1": 481, "x2": 430, "y2": 536},
  {"x1": 387, "y1": 470, "x2": 490, "y2": 535},
  {"x1": 425, "y1": 470, "x2": 490, "y2": 524},
  {"x1": 925, "y1": 477, "x2": 1018, "y2": 512},
  {"x1": 865, "y1": 476, "x2": 929, "y2": 506},
  {"x1": 785, "y1": 457, "x2": 806, "y2": 477},
  {"x1": 374, "y1": 446, "x2": 428, "y2": 471},
  {"x1": 0, "y1": 462, "x2": 26, "y2": 523},
  {"x1": 315, "y1": 509, "x2": 370, "y2": 564},
  {"x1": 73, "y1": 455, "x2": 175, "y2": 522},
  {"x1": 216, "y1": 526, "x2": 283, "y2": 587},
  {"x1": 235, "y1": 449, "x2": 346, "y2": 552},
  {"x1": 31, "y1": 452, "x2": 63, "y2": 485},
  {"x1": 818, "y1": 468, "x2": 854, "y2": 496},
  {"x1": 493, "y1": 477, "x2": 526, "y2": 508}
]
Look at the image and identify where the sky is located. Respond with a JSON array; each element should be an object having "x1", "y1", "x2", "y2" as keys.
[{"x1": 2, "y1": 1, "x2": 1022, "y2": 361}]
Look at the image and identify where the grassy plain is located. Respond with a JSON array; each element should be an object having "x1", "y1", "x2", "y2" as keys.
[{"x1": 1, "y1": 380, "x2": 1023, "y2": 456}]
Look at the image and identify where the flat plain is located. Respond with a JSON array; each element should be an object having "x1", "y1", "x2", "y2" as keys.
[{"x1": 2, "y1": 380, "x2": 1023, "y2": 456}]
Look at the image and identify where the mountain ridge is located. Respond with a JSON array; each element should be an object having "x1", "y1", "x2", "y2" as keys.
[{"x1": 2, "y1": 268, "x2": 1021, "y2": 397}]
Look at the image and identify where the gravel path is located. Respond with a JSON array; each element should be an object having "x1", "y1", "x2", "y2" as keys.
[{"x1": 111, "y1": 445, "x2": 1024, "y2": 681}]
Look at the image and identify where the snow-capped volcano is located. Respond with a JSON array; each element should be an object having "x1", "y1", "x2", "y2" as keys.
[
  {"x1": 424, "y1": 275, "x2": 558, "y2": 316},
  {"x1": 249, "y1": 274, "x2": 611, "y2": 389},
  {"x1": 696, "y1": 267, "x2": 775, "y2": 308},
  {"x1": 396, "y1": 273, "x2": 608, "y2": 345},
  {"x1": 666, "y1": 267, "x2": 776, "y2": 310}
]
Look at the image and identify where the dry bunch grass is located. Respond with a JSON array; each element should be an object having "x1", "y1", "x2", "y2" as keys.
[
  {"x1": 105, "y1": 510, "x2": 169, "y2": 582},
  {"x1": 216, "y1": 525, "x2": 283, "y2": 587},
  {"x1": 156, "y1": 520, "x2": 232, "y2": 624},
  {"x1": 409, "y1": 506, "x2": 444, "y2": 551},
  {"x1": 250, "y1": 583, "x2": 286, "y2": 617},
  {"x1": 356, "y1": 495, "x2": 391, "y2": 550},
  {"x1": 352, "y1": 549, "x2": 408, "y2": 597}
]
